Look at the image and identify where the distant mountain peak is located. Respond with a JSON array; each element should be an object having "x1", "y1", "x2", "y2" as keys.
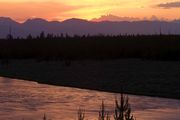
[
  {"x1": 173, "y1": 19, "x2": 180, "y2": 23},
  {"x1": 24, "y1": 18, "x2": 48, "y2": 24},
  {"x1": 0, "y1": 17, "x2": 12, "y2": 20},
  {"x1": 63, "y1": 18, "x2": 88, "y2": 23},
  {"x1": 0, "y1": 17, "x2": 17, "y2": 24}
]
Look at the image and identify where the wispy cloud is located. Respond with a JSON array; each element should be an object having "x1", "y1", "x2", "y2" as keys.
[{"x1": 157, "y1": 1, "x2": 180, "y2": 9}]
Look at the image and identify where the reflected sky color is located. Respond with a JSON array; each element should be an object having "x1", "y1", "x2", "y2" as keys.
[
  {"x1": 0, "y1": 77, "x2": 180, "y2": 120},
  {"x1": 0, "y1": 0, "x2": 180, "y2": 22}
]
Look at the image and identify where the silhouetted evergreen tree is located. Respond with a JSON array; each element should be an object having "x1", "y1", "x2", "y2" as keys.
[
  {"x1": 40, "y1": 31, "x2": 45, "y2": 39},
  {"x1": 114, "y1": 94, "x2": 135, "y2": 120},
  {"x1": 27, "y1": 34, "x2": 33, "y2": 40},
  {"x1": 46, "y1": 33, "x2": 53, "y2": 40},
  {"x1": 99, "y1": 101, "x2": 110, "y2": 120},
  {"x1": 6, "y1": 34, "x2": 13, "y2": 40}
]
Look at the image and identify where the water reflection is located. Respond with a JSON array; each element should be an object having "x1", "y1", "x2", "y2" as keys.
[{"x1": 0, "y1": 77, "x2": 180, "y2": 120}]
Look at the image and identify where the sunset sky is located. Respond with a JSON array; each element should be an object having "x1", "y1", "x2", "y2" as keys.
[{"x1": 0, "y1": 0, "x2": 180, "y2": 22}]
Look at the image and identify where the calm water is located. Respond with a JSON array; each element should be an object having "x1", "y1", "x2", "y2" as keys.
[{"x1": 0, "y1": 77, "x2": 180, "y2": 120}]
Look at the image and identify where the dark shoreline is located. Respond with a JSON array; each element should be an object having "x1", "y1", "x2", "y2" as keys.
[{"x1": 1, "y1": 59, "x2": 180, "y2": 100}]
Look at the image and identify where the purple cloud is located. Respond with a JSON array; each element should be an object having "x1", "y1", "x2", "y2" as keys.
[{"x1": 157, "y1": 1, "x2": 180, "y2": 8}]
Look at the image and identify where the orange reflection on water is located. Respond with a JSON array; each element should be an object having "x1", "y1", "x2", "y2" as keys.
[{"x1": 0, "y1": 77, "x2": 180, "y2": 120}]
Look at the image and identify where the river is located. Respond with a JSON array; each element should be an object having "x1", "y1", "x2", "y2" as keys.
[{"x1": 0, "y1": 77, "x2": 180, "y2": 120}]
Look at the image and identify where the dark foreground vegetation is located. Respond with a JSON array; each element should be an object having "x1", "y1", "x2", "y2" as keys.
[
  {"x1": 0, "y1": 34, "x2": 180, "y2": 60},
  {"x1": 43, "y1": 93, "x2": 135, "y2": 120},
  {"x1": 1, "y1": 34, "x2": 180, "y2": 99}
]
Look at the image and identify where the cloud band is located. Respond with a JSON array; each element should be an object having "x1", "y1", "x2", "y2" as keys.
[{"x1": 157, "y1": 1, "x2": 180, "y2": 9}]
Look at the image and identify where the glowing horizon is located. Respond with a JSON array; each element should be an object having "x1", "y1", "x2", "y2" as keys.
[{"x1": 0, "y1": 0, "x2": 180, "y2": 22}]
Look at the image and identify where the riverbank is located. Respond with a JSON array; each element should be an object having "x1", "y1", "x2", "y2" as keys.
[{"x1": 0, "y1": 59, "x2": 180, "y2": 99}]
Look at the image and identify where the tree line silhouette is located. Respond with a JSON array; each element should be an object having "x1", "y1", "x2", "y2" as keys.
[{"x1": 0, "y1": 32, "x2": 180, "y2": 61}]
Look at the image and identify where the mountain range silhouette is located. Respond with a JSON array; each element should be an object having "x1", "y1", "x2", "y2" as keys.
[{"x1": 0, "y1": 17, "x2": 180, "y2": 38}]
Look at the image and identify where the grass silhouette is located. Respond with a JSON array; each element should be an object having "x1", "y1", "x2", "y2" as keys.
[{"x1": 39, "y1": 93, "x2": 135, "y2": 120}]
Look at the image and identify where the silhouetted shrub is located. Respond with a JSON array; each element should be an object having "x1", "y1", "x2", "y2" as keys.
[
  {"x1": 78, "y1": 93, "x2": 135, "y2": 120},
  {"x1": 78, "y1": 108, "x2": 85, "y2": 120},
  {"x1": 99, "y1": 101, "x2": 110, "y2": 120}
]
